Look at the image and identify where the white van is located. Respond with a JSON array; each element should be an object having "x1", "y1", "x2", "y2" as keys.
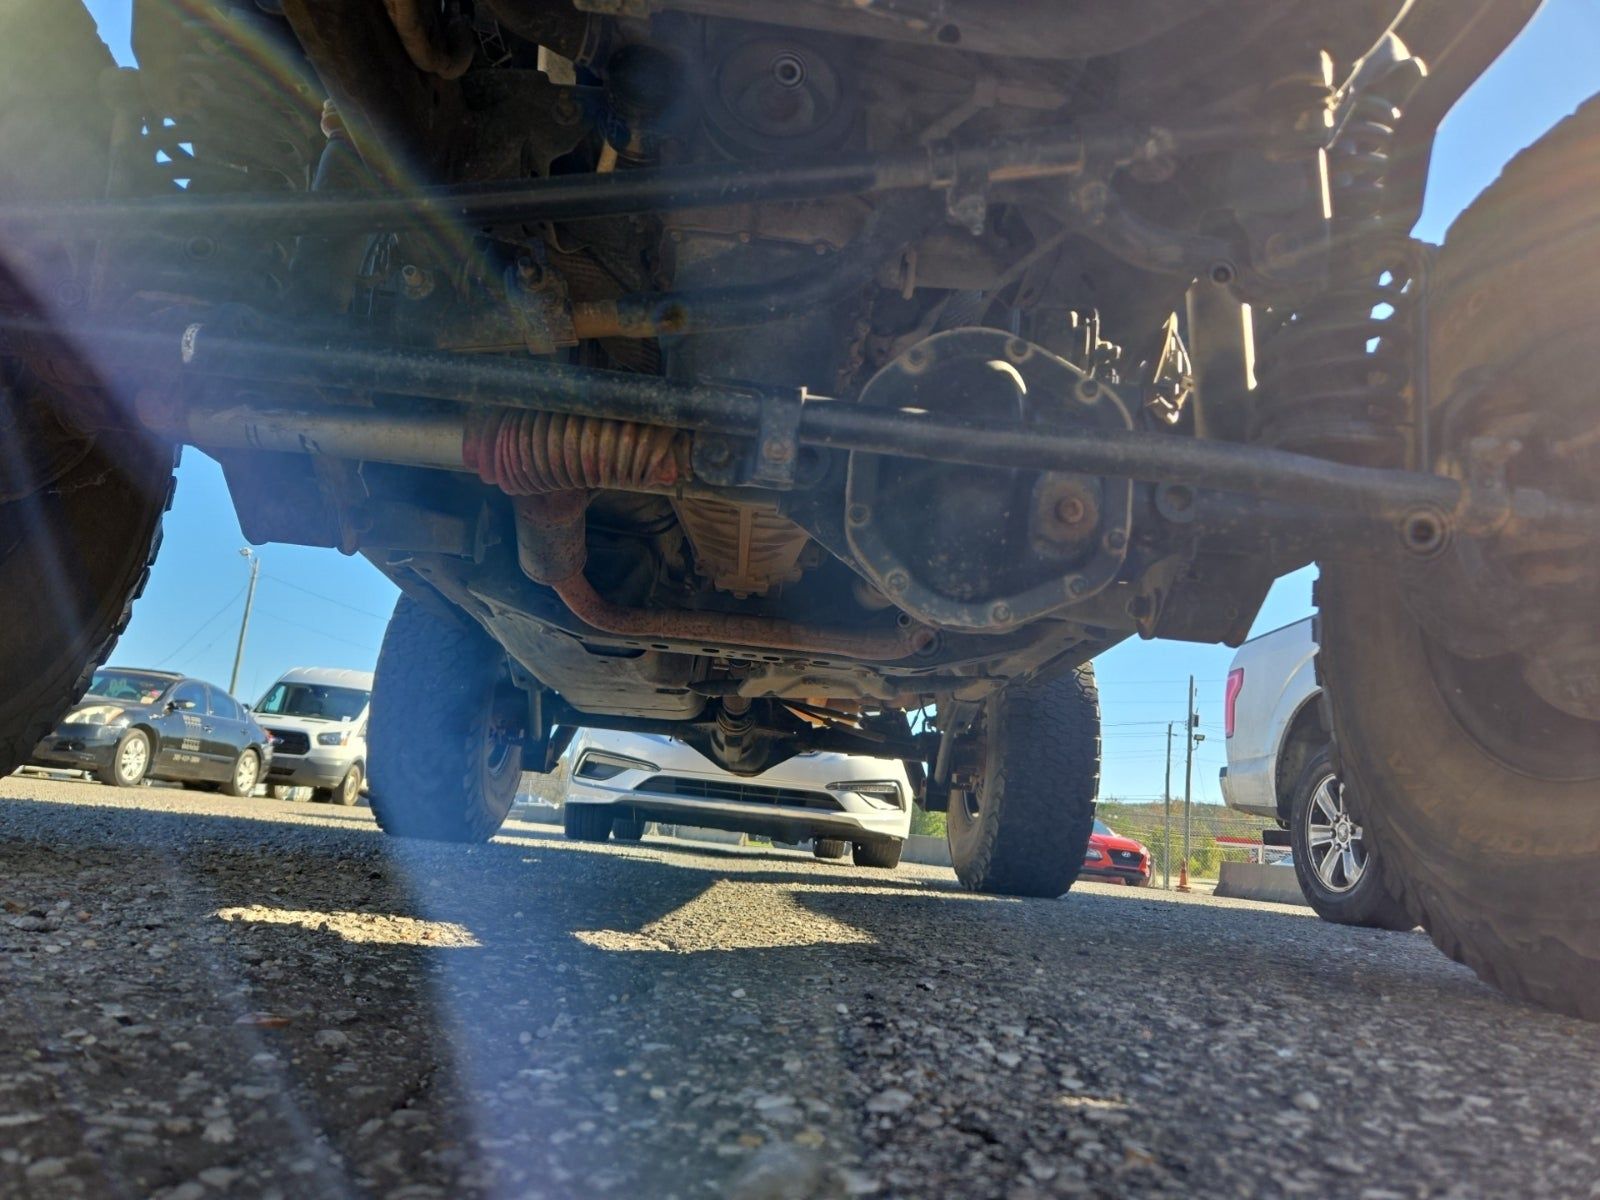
[{"x1": 254, "y1": 667, "x2": 374, "y2": 805}]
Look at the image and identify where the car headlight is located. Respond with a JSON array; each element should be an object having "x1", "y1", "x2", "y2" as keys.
[
  {"x1": 317, "y1": 731, "x2": 350, "y2": 747},
  {"x1": 828, "y1": 780, "x2": 904, "y2": 808},
  {"x1": 575, "y1": 751, "x2": 657, "y2": 781},
  {"x1": 1084, "y1": 848, "x2": 1104, "y2": 861},
  {"x1": 73, "y1": 705, "x2": 130, "y2": 728}
]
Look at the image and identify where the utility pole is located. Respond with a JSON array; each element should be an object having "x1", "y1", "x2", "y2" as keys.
[
  {"x1": 1177, "y1": 678, "x2": 1203, "y2": 896},
  {"x1": 229, "y1": 548, "x2": 260, "y2": 696},
  {"x1": 1162, "y1": 722, "x2": 1174, "y2": 889}
]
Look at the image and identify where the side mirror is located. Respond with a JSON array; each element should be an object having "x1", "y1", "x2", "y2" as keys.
[{"x1": 168, "y1": 698, "x2": 195, "y2": 712}]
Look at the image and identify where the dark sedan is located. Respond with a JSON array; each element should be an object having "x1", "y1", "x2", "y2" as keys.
[{"x1": 28, "y1": 668, "x2": 273, "y2": 794}]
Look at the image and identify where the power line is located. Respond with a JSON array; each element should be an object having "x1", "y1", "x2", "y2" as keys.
[
  {"x1": 151, "y1": 583, "x2": 247, "y2": 667},
  {"x1": 254, "y1": 609, "x2": 380, "y2": 654},
  {"x1": 262, "y1": 574, "x2": 391, "y2": 621}
]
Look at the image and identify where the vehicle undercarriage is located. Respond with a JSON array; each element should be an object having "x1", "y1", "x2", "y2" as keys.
[{"x1": 2, "y1": 1, "x2": 1598, "y2": 1015}]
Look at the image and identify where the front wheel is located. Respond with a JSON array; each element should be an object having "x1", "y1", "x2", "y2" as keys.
[
  {"x1": 0, "y1": 4, "x2": 175, "y2": 778},
  {"x1": 852, "y1": 839, "x2": 902, "y2": 870},
  {"x1": 315, "y1": 764, "x2": 363, "y2": 807},
  {"x1": 1313, "y1": 95, "x2": 1600, "y2": 1018},
  {"x1": 812, "y1": 838, "x2": 850, "y2": 861},
  {"x1": 1287, "y1": 748, "x2": 1412, "y2": 930},
  {"x1": 1318, "y1": 568, "x2": 1600, "y2": 1016},
  {"x1": 368, "y1": 595, "x2": 523, "y2": 842},
  {"x1": 99, "y1": 729, "x2": 150, "y2": 788},
  {"x1": 945, "y1": 666, "x2": 1100, "y2": 897},
  {"x1": 563, "y1": 804, "x2": 614, "y2": 843}
]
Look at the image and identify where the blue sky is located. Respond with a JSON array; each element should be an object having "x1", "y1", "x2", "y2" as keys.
[{"x1": 85, "y1": 1, "x2": 1599, "y2": 797}]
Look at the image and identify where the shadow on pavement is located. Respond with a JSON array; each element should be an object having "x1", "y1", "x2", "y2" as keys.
[{"x1": 0, "y1": 782, "x2": 1563, "y2": 1200}]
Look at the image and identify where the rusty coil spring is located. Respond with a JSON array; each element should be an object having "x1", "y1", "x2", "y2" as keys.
[{"x1": 465, "y1": 409, "x2": 687, "y2": 495}]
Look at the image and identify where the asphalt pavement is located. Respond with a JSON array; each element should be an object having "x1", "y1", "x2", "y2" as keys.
[{"x1": 2, "y1": 775, "x2": 1598, "y2": 1200}]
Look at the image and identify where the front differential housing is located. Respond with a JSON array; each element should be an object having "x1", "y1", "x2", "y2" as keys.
[{"x1": 845, "y1": 329, "x2": 1133, "y2": 633}]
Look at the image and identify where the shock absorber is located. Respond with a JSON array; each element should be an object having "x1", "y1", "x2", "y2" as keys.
[{"x1": 1253, "y1": 52, "x2": 1428, "y2": 468}]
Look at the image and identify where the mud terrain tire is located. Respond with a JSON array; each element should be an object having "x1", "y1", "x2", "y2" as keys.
[
  {"x1": 1318, "y1": 96, "x2": 1600, "y2": 1018},
  {"x1": 946, "y1": 666, "x2": 1099, "y2": 897},
  {"x1": 0, "y1": 3, "x2": 176, "y2": 778},
  {"x1": 368, "y1": 595, "x2": 523, "y2": 842}
]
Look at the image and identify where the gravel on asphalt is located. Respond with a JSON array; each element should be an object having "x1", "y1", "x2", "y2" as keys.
[{"x1": 2, "y1": 775, "x2": 1598, "y2": 1199}]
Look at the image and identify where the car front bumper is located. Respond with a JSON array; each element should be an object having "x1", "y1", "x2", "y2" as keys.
[
  {"x1": 265, "y1": 748, "x2": 355, "y2": 789},
  {"x1": 564, "y1": 779, "x2": 910, "y2": 844},
  {"x1": 29, "y1": 723, "x2": 125, "y2": 773},
  {"x1": 1081, "y1": 863, "x2": 1151, "y2": 885}
]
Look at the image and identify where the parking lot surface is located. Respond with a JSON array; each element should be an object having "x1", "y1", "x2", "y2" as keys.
[{"x1": 2, "y1": 776, "x2": 1598, "y2": 1199}]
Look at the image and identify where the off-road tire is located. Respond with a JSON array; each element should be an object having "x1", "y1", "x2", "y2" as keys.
[
  {"x1": 612, "y1": 814, "x2": 647, "y2": 842},
  {"x1": 98, "y1": 729, "x2": 151, "y2": 788},
  {"x1": 946, "y1": 665, "x2": 1100, "y2": 897},
  {"x1": 0, "y1": 3, "x2": 176, "y2": 780},
  {"x1": 563, "y1": 804, "x2": 615, "y2": 843},
  {"x1": 220, "y1": 748, "x2": 261, "y2": 798},
  {"x1": 852, "y1": 839, "x2": 903, "y2": 870},
  {"x1": 367, "y1": 594, "x2": 523, "y2": 842},
  {"x1": 315, "y1": 764, "x2": 363, "y2": 807},
  {"x1": 813, "y1": 838, "x2": 850, "y2": 861},
  {"x1": 1317, "y1": 96, "x2": 1600, "y2": 1018},
  {"x1": 1288, "y1": 748, "x2": 1412, "y2": 931}
]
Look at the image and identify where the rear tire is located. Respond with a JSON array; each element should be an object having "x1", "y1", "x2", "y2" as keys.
[
  {"x1": 852, "y1": 839, "x2": 902, "y2": 870},
  {"x1": 1287, "y1": 748, "x2": 1412, "y2": 930},
  {"x1": 946, "y1": 666, "x2": 1100, "y2": 897},
  {"x1": 220, "y1": 748, "x2": 261, "y2": 798},
  {"x1": 563, "y1": 804, "x2": 614, "y2": 843},
  {"x1": 812, "y1": 838, "x2": 849, "y2": 861},
  {"x1": 367, "y1": 594, "x2": 523, "y2": 842}
]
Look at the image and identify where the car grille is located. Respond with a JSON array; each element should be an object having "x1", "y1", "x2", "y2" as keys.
[
  {"x1": 634, "y1": 776, "x2": 842, "y2": 810},
  {"x1": 266, "y1": 728, "x2": 310, "y2": 756},
  {"x1": 1111, "y1": 849, "x2": 1143, "y2": 866}
]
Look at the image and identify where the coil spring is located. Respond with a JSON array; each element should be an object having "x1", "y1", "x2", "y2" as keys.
[
  {"x1": 1253, "y1": 84, "x2": 1420, "y2": 466},
  {"x1": 465, "y1": 409, "x2": 688, "y2": 495},
  {"x1": 141, "y1": 7, "x2": 323, "y2": 196},
  {"x1": 119, "y1": 6, "x2": 325, "y2": 305}
]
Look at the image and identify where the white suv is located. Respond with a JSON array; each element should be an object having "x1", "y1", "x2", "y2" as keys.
[
  {"x1": 560, "y1": 730, "x2": 912, "y2": 868},
  {"x1": 255, "y1": 667, "x2": 373, "y2": 805}
]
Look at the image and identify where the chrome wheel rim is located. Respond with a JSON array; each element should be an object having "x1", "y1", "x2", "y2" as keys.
[
  {"x1": 342, "y1": 769, "x2": 360, "y2": 802},
  {"x1": 1304, "y1": 772, "x2": 1367, "y2": 894},
  {"x1": 235, "y1": 752, "x2": 258, "y2": 794},
  {"x1": 118, "y1": 736, "x2": 147, "y2": 782}
]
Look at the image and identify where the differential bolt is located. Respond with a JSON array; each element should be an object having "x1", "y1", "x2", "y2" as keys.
[{"x1": 1055, "y1": 496, "x2": 1087, "y2": 525}]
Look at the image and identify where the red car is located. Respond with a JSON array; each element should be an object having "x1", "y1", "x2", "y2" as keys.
[{"x1": 1082, "y1": 819, "x2": 1152, "y2": 886}]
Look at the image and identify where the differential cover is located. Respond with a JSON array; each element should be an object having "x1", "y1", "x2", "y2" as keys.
[{"x1": 844, "y1": 329, "x2": 1133, "y2": 633}]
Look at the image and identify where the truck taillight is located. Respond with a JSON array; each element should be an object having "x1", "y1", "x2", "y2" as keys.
[{"x1": 1224, "y1": 668, "x2": 1244, "y2": 738}]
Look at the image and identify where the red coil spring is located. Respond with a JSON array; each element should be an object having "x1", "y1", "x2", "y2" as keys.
[{"x1": 465, "y1": 409, "x2": 686, "y2": 495}]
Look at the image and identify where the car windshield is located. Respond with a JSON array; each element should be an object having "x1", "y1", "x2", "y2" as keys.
[
  {"x1": 87, "y1": 670, "x2": 172, "y2": 706},
  {"x1": 1093, "y1": 819, "x2": 1113, "y2": 837},
  {"x1": 254, "y1": 683, "x2": 368, "y2": 722}
]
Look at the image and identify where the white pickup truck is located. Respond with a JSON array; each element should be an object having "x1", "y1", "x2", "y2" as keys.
[{"x1": 1221, "y1": 618, "x2": 1411, "y2": 930}]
